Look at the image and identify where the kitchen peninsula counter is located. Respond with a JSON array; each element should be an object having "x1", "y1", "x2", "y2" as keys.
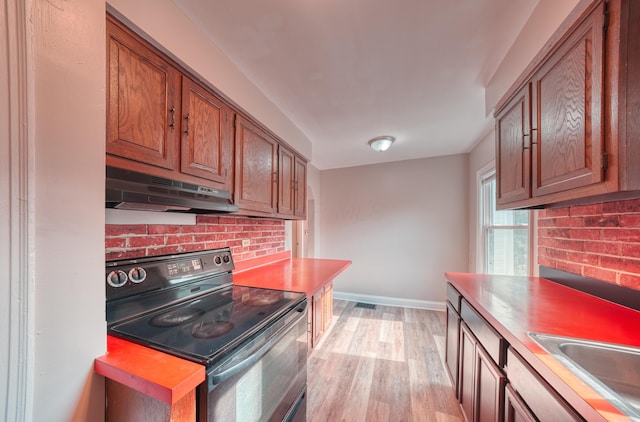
[
  {"x1": 233, "y1": 252, "x2": 352, "y2": 295},
  {"x1": 445, "y1": 272, "x2": 640, "y2": 422}
]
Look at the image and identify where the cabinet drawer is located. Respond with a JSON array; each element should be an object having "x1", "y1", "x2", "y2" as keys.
[
  {"x1": 460, "y1": 299, "x2": 505, "y2": 367},
  {"x1": 446, "y1": 283, "x2": 461, "y2": 312},
  {"x1": 506, "y1": 347, "x2": 583, "y2": 421}
]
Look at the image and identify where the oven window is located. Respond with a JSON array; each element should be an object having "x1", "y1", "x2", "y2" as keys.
[{"x1": 202, "y1": 307, "x2": 307, "y2": 422}]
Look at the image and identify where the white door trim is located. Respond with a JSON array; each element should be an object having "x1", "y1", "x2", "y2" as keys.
[{"x1": 1, "y1": 0, "x2": 35, "y2": 420}]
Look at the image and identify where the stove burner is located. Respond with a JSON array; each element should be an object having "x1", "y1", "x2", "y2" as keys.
[
  {"x1": 192, "y1": 320, "x2": 235, "y2": 339},
  {"x1": 150, "y1": 307, "x2": 205, "y2": 327}
]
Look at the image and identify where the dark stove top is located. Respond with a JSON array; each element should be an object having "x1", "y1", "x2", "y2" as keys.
[{"x1": 109, "y1": 284, "x2": 305, "y2": 365}]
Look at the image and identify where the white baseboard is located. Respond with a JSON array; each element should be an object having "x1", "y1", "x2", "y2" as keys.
[{"x1": 333, "y1": 291, "x2": 446, "y2": 312}]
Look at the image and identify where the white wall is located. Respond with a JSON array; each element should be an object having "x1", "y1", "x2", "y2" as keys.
[
  {"x1": 319, "y1": 155, "x2": 468, "y2": 308},
  {"x1": 106, "y1": 0, "x2": 312, "y2": 161},
  {"x1": 306, "y1": 164, "x2": 321, "y2": 258},
  {"x1": 485, "y1": 0, "x2": 580, "y2": 113},
  {"x1": 32, "y1": 0, "x2": 106, "y2": 420}
]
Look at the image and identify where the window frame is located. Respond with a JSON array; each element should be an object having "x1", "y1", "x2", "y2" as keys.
[{"x1": 476, "y1": 163, "x2": 536, "y2": 276}]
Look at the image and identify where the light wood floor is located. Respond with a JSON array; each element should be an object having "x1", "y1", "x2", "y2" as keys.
[{"x1": 307, "y1": 300, "x2": 462, "y2": 422}]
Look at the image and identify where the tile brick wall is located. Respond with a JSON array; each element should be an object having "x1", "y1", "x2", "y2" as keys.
[
  {"x1": 105, "y1": 215, "x2": 285, "y2": 262},
  {"x1": 538, "y1": 198, "x2": 640, "y2": 289}
]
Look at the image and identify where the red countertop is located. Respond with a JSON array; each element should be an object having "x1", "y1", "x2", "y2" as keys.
[
  {"x1": 233, "y1": 255, "x2": 352, "y2": 296},
  {"x1": 94, "y1": 335, "x2": 205, "y2": 404},
  {"x1": 445, "y1": 272, "x2": 640, "y2": 422}
]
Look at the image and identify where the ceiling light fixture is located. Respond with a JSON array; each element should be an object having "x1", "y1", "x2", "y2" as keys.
[{"x1": 368, "y1": 136, "x2": 395, "y2": 152}]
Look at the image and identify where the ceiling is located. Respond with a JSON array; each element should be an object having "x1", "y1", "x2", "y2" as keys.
[{"x1": 173, "y1": 0, "x2": 538, "y2": 170}]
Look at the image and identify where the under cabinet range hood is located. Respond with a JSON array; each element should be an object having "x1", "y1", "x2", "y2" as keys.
[{"x1": 106, "y1": 166, "x2": 239, "y2": 213}]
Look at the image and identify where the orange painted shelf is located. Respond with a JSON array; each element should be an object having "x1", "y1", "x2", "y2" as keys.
[
  {"x1": 94, "y1": 335, "x2": 205, "y2": 405},
  {"x1": 446, "y1": 272, "x2": 640, "y2": 422},
  {"x1": 234, "y1": 256, "x2": 351, "y2": 296}
]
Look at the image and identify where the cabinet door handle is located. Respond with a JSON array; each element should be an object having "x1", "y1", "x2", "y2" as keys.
[
  {"x1": 169, "y1": 107, "x2": 176, "y2": 131},
  {"x1": 522, "y1": 133, "x2": 530, "y2": 150},
  {"x1": 184, "y1": 114, "x2": 190, "y2": 136},
  {"x1": 530, "y1": 128, "x2": 538, "y2": 145},
  {"x1": 273, "y1": 171, "x2": 278, "y2": 183}
]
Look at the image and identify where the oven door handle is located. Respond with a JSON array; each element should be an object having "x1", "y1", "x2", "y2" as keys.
[{"x1": 209, "y1": 301, "x2": 307, "y2": 385}]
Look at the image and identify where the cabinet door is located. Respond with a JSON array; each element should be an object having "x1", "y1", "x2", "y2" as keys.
[
  {"x1": 180, "y1": 77, "x2": 233, "y2": 189},
  {"x1": 106, "y1": 17, "x2": 179, "y2": 171},
  {"x1": 445, "y1": 302, "x2": 461, "y2": 397},
  {"x1": 475, "y1": 345, "x2": 506, "y2": 422},
  {"x1": 496, "y1": 84, "x2": 531, "y2": 205},
  {"x1": 323, "y1": 282, "x2": 333, "y2": 332},
  {"x1": 532, "y1": 2, "x2": 605, "y2": 197},
  {"x1": 294, "y1": 156, "x2": 307, "y2": 218},
  {"x1": 234, "y1": 115, "x2": 278, "y2": 214},
  {"x1": 278, "y1": 146, "x2": 295, "y2": 216},
  {"x1": 504, "y1": 384, "x2": 536, "y2": 422},
  {"x1": 312, "y1": 289, "x2": 324, "y2": 347},
  {"x1": 459, "y1": 323, "x2": 476, "y2": 422}
]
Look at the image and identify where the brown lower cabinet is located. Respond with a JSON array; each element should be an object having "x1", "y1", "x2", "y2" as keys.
[
  {"x1": 446, "y1": 283, "x2": 583, "y2": 422},
  {"x1": 504, "y1": 384, "x2": 536, "y2": 422},
  {"x1": 308, "y1": 281, "x2": 333, "y2": 352},
  {"x1": 458, "y1": 321, "x2": 505, "y2": 422}
]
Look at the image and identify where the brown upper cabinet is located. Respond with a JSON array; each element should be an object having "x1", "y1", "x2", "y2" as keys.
[
  {"x1": 293, "y1": 156, "x2": 307, "y2": 218},
  {"x1": 278, "y1": 146, "x2": 295, "y2": 217},
  {"x1": 235, "y1": 115, "x2": 308, "y2": 219},
  {"x1": 277, "y1": 147, "x2": 308, "y2": 218},
  {"x1": 180, "y1": 76, "x2": 234, "y2": 189},
  {"x1": 495, "y1": 0, "x2": 640, "y2": 209},
  {"x1": 106, "y1": 14, "x2": 308, "y2": 218},
  {"x1": 107, "y1": 15, "x2": 233, "y2": 192},
  {"x1": 235, "y1": 115, "x2": 279, "y2": 215},
  {"x1": 107, "y1": 15, "x2": 180, "y2": 173}
]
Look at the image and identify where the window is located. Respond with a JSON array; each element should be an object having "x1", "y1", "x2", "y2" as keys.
[{"x1": 480, "y1": 169, "x2": 531, "y2": 276}]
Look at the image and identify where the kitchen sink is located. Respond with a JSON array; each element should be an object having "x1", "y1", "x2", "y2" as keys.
[{"x1": 528, "y1": 332, "x2": 640, "y2": 421}]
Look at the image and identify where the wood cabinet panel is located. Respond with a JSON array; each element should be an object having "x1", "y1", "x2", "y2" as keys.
[
  {"x1": 278, "y1": 146, "x2": 295, "y2": 216},
  {"x1": 322, "y1": 282, "x2": 333, "y2": 332},
  {"x1": 475, "y1": 345, "x2": 506, "y2": 422},
  {"x1": 235, "y1": 115, "x2": 278, "y2": 214},
  {"x1": 107, "y1": 16, "x2": 179, "y2": 171},
  {"x1": 312, "y1": 289, "x2": 324, "y2": 348},
  {"x1": 459, "y1": 323, "x2": 476, "y2": 422},
  {"x1": 461, "y1": 299, "x2": 505, "y2": 367},
  {"x1": 445, "y1": 302, "x2": 460, "y2": 398},
  {"x1": 293, "y1": 156, "x2": 307, "y2": 218},
  {"x1": 459, "y1": 322, "x2": 506, "y2": 422},
  {"x1": 504, "y1": 384, "x2": 536, "y2": 422},
  {"x1": 532, "y1": 4, "x2": 604, "y2": 197},
  {"x1": 308, "y1": 282, "x2": 333, "y2": 351},
  {"x1": 496, "y1": 85, "x2": 531, "y2": 205},
  {"x1": 106, "y1": 379, "x2": 195, "y2": 422},
  {"x1": 180, "y1": 77, "x2": 233, "y2": 190}
]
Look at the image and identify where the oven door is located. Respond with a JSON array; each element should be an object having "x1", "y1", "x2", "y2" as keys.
[{"x1": 199, "y1": 299, "x2": 308, "y2": 422}]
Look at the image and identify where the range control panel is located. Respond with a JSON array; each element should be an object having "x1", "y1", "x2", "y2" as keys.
[{"x1": 105, "y1": 248, "x2": 234, "y2": 302}]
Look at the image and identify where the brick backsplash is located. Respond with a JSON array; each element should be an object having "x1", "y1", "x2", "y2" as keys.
[
  {"x1": 538, "y1": 198, "x2": 640, "y2": 289},
  {"x1": 105, "y1": 215, "x2": 285, "y2": 262}
]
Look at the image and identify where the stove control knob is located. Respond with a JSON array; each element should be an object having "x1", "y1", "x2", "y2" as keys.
[
  {"x1": 128, "y1": 267, "x2": 147, "y2": 284},
  {"x1": 222, "y1": 253, "x2": 231, "y2": 264},
  {"x1": 107, "y1": 270, "x2": 128, "y2": 288},
  {"x1": 214, "y1": 255, "x2": 222, "y2": 266}
]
